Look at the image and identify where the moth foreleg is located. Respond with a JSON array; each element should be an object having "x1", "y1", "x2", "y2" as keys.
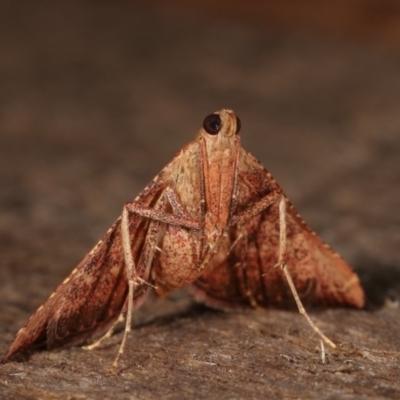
[
  {"x1": 231, "y1": 190, "x2": 282, "y2": 226},
  {"x1": 125, "y1": 187, "x2": 201, "y2": 230},
  {"x1": 111, "y1": 187, "x2": 194, "y2": 371}
]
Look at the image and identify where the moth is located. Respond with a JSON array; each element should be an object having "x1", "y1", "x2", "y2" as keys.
[{"x1": 2, "y1": 110, "x2": 365, "y2": 369}]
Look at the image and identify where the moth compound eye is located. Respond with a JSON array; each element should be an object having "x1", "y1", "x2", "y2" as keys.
[
  {"x1": 235, "y1": 116, "x2": 241, "y2": 134},
  {"x1": 203, "y1": 114, "x2": 222, "y2": 135}
]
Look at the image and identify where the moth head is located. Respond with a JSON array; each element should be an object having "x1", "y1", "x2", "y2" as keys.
[{"x1": 202, "y1": 110, "x2": 241, "y2": 137}]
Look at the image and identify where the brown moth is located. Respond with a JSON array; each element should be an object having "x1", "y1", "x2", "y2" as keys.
[{"x1": 2, "y1": 110, "x2": 365, "y2": 369}]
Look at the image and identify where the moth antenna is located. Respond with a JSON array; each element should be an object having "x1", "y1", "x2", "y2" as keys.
[{"x1": 277, "y1": 196, "x2": 336, "y2": 349}]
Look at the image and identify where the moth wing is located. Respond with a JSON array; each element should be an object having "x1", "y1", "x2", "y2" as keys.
[
  {"x1": 2, "y1": 140, "x2": 196, "y2": 361},
  {"x1": 2, "y1": 204, "x2": 156, "y2": 360},
  {"x1": 191, "y1": 148, "x2": 365, "y2": 310}
]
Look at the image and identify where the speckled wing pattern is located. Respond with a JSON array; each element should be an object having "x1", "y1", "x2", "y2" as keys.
[
  {"x1": 2, "y1": 110, "x2": 365, "y2": 363},
  {"x1": 2, "y1": 181, "x2": 166, "y2": 360},
  {"x1": 1, "y1": 136, "x2": 204, "y2": 362},
  {"x1": 190, "y1": 147, "x2": 365, "y2": 310}
]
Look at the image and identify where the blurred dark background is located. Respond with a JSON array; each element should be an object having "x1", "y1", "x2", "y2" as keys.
[{"x1": 0, "y1": 1, "x2": 399, "y2": 398}]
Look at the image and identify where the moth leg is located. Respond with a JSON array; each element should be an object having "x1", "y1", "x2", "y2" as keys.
[
  {"x1": 227, "y1": 233, "x2": 244, "y2": 255},
  {"x1": 163, "y1": 187, "x2": 192, "y2": 218},
  {"x1": 83, "y1": 313, "x2": 125, "y2": 351},
  {"x1": 111, "y1": 190, "x2": 176, "y2": 371},
  {"x1": 320, "y1": 340, "x2": 326, "y2": 364},
  {"x1": 109, "y1": 206, "x2": 141, "y2": 371},
  {"x1": 236, "y1": 232, "x2": 259, "y2": 308},
  {"x1": 276, "y1": 196, "x2": 336, "y2": 349},
  {"x1": 231, "y1": 191, "x2": 282, "y2": 225},
  {"x1": 126, "y1": 187, "x2": 201, "y2": 230}
]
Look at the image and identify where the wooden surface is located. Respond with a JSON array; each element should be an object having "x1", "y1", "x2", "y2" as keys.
[{"x1": 0, "y1": 1, "x2": 399, "y2": 399}]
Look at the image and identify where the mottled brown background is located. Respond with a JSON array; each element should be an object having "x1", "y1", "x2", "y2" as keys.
[{"x1": 0, "y1": 1, "x2": 399, "y2": 399}]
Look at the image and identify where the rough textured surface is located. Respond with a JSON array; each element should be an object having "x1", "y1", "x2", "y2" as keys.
[{"x1": 0, "y1": 1, "x2": 399, "y2": 399}]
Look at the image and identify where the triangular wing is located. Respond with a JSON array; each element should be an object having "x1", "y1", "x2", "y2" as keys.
[
  {"x1": 2, "y1": 187, "x2": 164, "y2": 360},
  {"x1": 191, "y1": 148, "x2": 365, "y2": 310}
]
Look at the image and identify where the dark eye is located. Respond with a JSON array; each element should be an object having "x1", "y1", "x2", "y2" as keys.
[
  {"x1": 235, "y1": 116, "x2": 241, "y2": 134},
  {"x1": 203, "y1": 114, "x2": 222, "y2": 135}
]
